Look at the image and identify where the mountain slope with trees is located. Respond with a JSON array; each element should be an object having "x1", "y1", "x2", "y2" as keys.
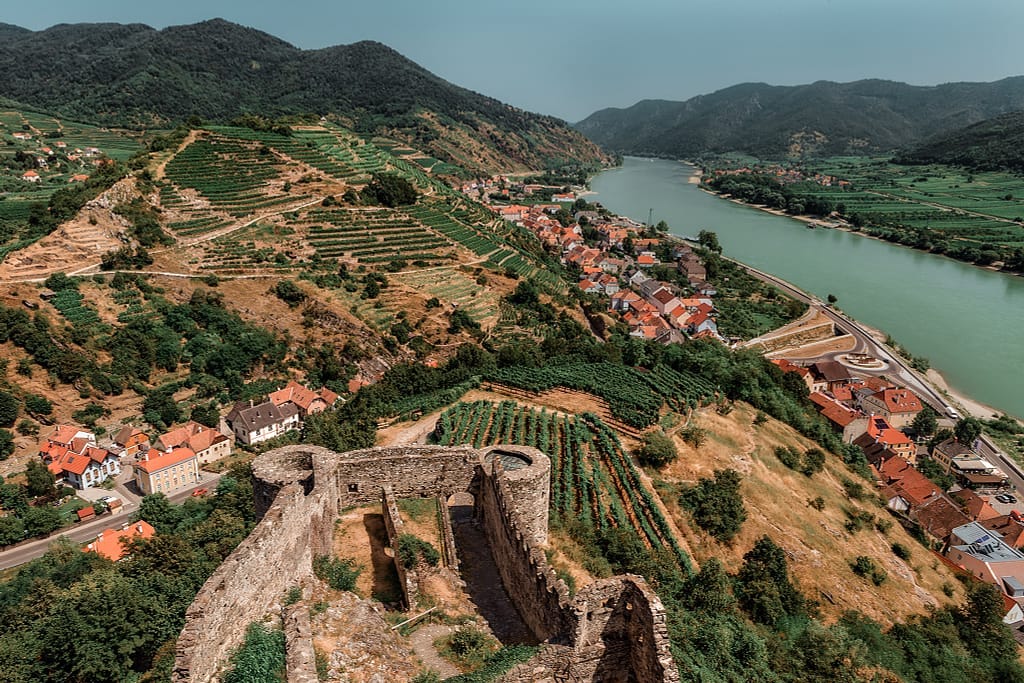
[
  {"x1": 895, "y1": 111, "x2": 1024, "y2": 172},
  {"x1": 0, "y1": 19, "x2": 606, "y2": 172},
  {"x1": 575, "y1": 78, "x2": 1024, "y2": 158}
]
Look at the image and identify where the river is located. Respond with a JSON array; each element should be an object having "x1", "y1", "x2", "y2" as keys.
[{"x1": 588, "y1": 157, "x2": 1024, "y2": 420}]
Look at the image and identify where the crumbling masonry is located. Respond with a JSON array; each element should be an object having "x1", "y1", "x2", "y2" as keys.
[{"x1": 172, "y1": 444, "x2": 679, "y2": 682}]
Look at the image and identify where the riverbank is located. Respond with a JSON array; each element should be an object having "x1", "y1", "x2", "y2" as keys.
[{"x1": 699, "y1": 184, "x2": 1021, "y2": 279}]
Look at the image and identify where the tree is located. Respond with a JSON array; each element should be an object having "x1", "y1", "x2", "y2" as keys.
[
  {"x1": 190, "y1": 403, "x2": 221, "y2": 429},
  {"x1": 954, "y1": 417, "x2": 983, "y2": 446},
  {"x1": 0, "y1": 390, "x2": 19, "y2": 427},
  {"x1": 698, "y1": 229, "x2": 722, "y2": 253},
  {"x1": 679, "y1": 469, "x2": 747, "y2": 543},
  {"x1": 272, "y1": 280, "x2": 306, "y2": 308},
  {"x1": 910, "y1": 405, "x2": 938, "y2": 437},
  {"x1": 0, "y1": 514, "x2": 25, "y2": 545},
  {"x1": 361, "y1": 172, "x2": 417, "y2": 207},
  {"x1": 826, "y1": 293, "x2": 838, "y2": 305},
  {"x1": 735, "y1": 535, "x2": 805, "y2": 625},
  {"x1": 636, "y1": 430, "x2": 678, "y2": 468},
  {"x1": 23, "y1": 505, "x2": 62, "y2": 537},
  {"x1": 683, "y1": 557, "x2": 735, "y2": 612},
  {"x1": 23, "y1": 394, "x2": 53, "y2": 416},
  {"x1": 25, "y1": 459, "x2": 56, "y2": 498},
  {"x1": 0, "y1": 429, "x2": 14, "y2": 460},
  {"x1": 135, "y1": 494, "x2": 184, "y2": 534}
]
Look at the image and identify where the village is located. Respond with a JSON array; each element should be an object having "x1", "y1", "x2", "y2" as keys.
[
  {"x1": 472, "y1": 174, "x2": 1024, "y2": 634},
  {"x1": 0, "y1": 380, "x2": 338, "y2": 562},
  {"x1": 465, "y1": 177, "x2": 723, "y2": 344}
]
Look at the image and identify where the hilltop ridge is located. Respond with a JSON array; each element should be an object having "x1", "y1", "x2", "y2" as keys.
[
  {"x1": 576, "y1": 77, "x2": 1024, "y2": 158},
  {"x1": 0, "y1": 19, "x2": 606, "y2": 173}
]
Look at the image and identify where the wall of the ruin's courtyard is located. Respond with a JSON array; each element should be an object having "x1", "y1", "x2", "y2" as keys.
[{"x1": 173, "y1": 443, "x2": 678, "y2": 683}]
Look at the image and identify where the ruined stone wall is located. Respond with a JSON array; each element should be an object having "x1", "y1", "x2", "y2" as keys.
[
  {"x1": 381, "y1": 485, "x2": 418, "y2": 609},
  {"x1": 283, "y1": 604, "x2": 318, "y2": 683},
  {"x1": 438, "y1": 495, "x2": 460, "y2": 571},
  {"x1": 754, "y1": 320, "x2": 835, "y2": 353},
  {"x1": 568, "y1": 576, "x2": 679, "y2": 683},
  {"x1": 173, "y1": 481, "x2": 337, "y2": 683},
  {"x1": 175, "y1": 443, "x2": 679, "y2": 683},
  {"x1": 476, "y1": 449, "x2": 574, "y2": 643},
  {"x1": 329, "y1": 445, "x2": 480, "y2": 507}
]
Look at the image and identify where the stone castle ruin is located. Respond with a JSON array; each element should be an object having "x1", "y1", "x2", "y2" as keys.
[{"x1": 173, "y1": 444, "x2": 679, "y2": 682}]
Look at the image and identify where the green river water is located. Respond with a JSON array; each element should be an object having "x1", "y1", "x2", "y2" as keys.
[{"x1": 589, "y1": 157, "x2": 1024, "y2": 419}]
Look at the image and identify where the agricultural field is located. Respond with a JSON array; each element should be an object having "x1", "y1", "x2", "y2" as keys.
[
  {"x1": 0, "y1": 108, "x2": 142, "y2": 257},
  {"x1": 487, "y1": 362, "x2": 718, "y2": 429},
  {"x1": 435, "y1": 400, "x2": 692, "y2": 572},
  {"x1": 156, "y1": 125, "x2": 556, "y2": 279},
  {"x1": 802, "y1": 157, "x2": 1024, "y2": 247}
]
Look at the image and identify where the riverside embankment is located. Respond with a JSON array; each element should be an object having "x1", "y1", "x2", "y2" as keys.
[{"x1": 589, "y1": 156, "x2": 1024, "y2": 421}]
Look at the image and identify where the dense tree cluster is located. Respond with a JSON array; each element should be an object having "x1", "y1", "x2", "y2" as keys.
[{"x1": 0, "y1": 464, "x2": 255, "y2": 682}]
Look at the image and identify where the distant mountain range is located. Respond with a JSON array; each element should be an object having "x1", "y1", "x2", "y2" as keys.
[
  {"x1": 0, "y1": 19, "x2": 605, "y2": 172},
  {"x1": 575, "y1": 78, "x2": 1024, "y2": 159},
  {"x1": 895, "y1": 111, "x2": 1024, "y2": 172}
]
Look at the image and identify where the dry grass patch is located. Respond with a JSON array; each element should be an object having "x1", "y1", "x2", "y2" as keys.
[{"x1": 659, "y1": 401, "x2": 962, "y2": 627}]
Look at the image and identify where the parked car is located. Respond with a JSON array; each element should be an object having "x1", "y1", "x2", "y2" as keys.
[{"x1": 190, "y1": 488, "x2": 208, "y2": 497}]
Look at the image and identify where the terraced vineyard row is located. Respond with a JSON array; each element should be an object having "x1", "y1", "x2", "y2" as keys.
[
  {"x1": 486, "y1": 363, "x2": 717, "y2": 428},
  {"x1": 435, "y1": 401, "x2": 692, "y2": 572}
]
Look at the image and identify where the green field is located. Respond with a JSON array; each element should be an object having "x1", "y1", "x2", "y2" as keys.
[{"x1": 803, "y1": 157, "x2": 1024, "y2": 247}]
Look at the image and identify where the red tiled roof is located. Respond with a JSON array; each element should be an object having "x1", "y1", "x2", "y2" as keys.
[
  {"x1": 874, "y1": 389, "x2": 923, "y2": 414},
  {"x1": 866, "y1": 416, "x2": 912, "y2": 447},
  {"x1": 269, "y1": 380, "x2": 337, "y2": 412},
  {"x1": 882, "y1": 468, "x2": 942, "y2": 508},
  {"x1": 84, "y1": 521, "x2": 155, "y2": 561},
  {"x1": 135, "y1": 447, "x2": 196, "y2": 474},
  {"x1": 953, "y1": 489, "x2": 1001, "y2": 522},
  {"x1": 772, "y1": 359, "x2": 810, "y2": 378}
]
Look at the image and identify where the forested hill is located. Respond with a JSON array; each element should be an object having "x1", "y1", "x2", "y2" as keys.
[
  {"x1": 575, "y1": 78, "x2": 1024, "y2": 159},
  {"x1": 0, "y1": 19, "x2": 606, "y2": 172},
  {"x1": 895, "y1": 111, "x2": 1024, "y2": 172}
]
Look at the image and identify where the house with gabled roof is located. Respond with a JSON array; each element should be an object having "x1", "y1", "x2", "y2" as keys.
[
  {"x1": 45, "y1": 445, "x2": 121, "y2": 490},
  {"x1": 156, "y1": 421, "x2": 231, "y2": 466},
  {"x1": 860, "y1": 388, "x2": 923, "y2": 428},
  {"x1": 84, "y1": 521, "x2": 156, "y2": 562},
  {"x1": 268, "y1": 380, "x2": 339, "y2": 419},
  {"x1": 113, "y1": 426, "x2": 150, "y2": 459},
  {"x1": 854, "y1": 416, "x2": 916, "y2": 463},
  {"x1": 224, "y1": 399, "x2": 300, "y2": 446},
  {"x1": 770, "y1": 359, "x2": 815, "y2": 393}
]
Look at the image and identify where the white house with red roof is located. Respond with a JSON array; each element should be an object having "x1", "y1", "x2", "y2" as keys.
[
  {"x1": 39, "y1": 426, "x2": 121, "y2": 490},
  {"x1": 21, "y1": 169, "x2": 40, "y2": 182}
]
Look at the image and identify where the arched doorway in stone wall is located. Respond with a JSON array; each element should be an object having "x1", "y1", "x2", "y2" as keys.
[{"x1": 446, "y1": 491, "x2": 475, "y2": 525}]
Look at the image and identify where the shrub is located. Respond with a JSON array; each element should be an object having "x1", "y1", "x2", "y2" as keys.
[
  {"x1": 679, "y1": 424, "x2": 707, "y2": 448},
  {"x1": 774, "y1": 445, "x2": 801, "y2": 470},
  {"x1": 222, "y1": 622, "x2": 286, "y2": 683},
  {"x1": 851, "y1": 556, "x2": 887, "y2": 585},
  {"x1": 842, "y1": 478, "x2": 866, "y2": 500},
  {"x1": 397, "y1": 534, "x2": 441, "y2": 569},
  {"x1": 313, "y1": 555, "x2": 361, "y2": 592},
  {"x1": 891, "y1": 542, "x2": 911, "y2": 560},
  {"x1": 636, "y1": 430, "x2": 678, "y2": 468},
  {"x1": 24, "y1": 394, "x2": 53, "y2": 416}
]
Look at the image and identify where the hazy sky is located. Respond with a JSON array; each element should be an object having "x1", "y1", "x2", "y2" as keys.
[{"x1": 5, "y1": 1, "x2": 1024, "y2": 122}]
